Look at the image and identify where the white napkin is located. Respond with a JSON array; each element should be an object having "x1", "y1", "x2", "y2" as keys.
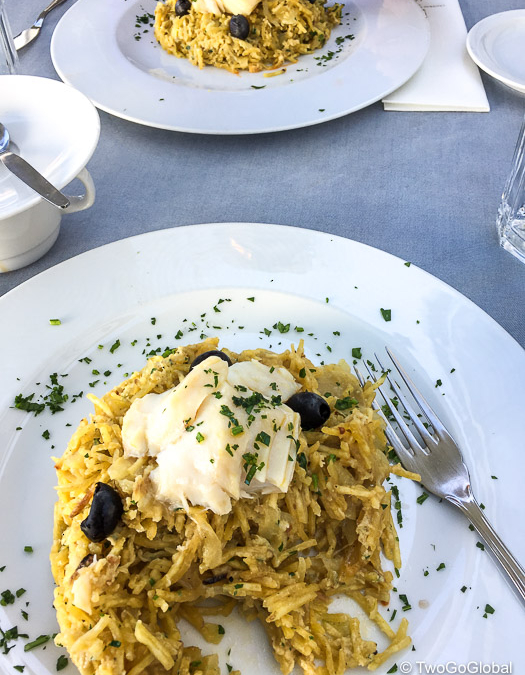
[{"x1": 383, "y1": 0, "x2": 490, "y2": 112}]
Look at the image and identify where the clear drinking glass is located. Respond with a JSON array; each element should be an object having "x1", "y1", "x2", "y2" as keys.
[
  {"x1": 0, "y1": 0, "x2": 19, "y2": 75},
  {"x1": 497, "y1": 113, "x2": 525, "y2": 263}
]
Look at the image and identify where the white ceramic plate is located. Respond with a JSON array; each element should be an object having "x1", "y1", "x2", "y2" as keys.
[
  {"x1": 467, "y1": 10, "x2": 525, "y2": 95},
  {"x1": 50, "y1": 0, "x2": 429, "y2": 134},
  {"x1": 0, "y1": 75, "x2": 100, "y2": 219},
  {"x1": 1, "y1": 223, "x2": 524, "y2": 675}
]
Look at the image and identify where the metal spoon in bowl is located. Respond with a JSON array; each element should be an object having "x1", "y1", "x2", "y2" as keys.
[{"x1": 0, "y1": 123, "x2": 70, "y2": 209}]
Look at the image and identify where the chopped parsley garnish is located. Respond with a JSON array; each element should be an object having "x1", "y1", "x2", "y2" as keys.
[
  {"x1": 0, "y1": 590, "x2": 15, "y2": 605},
  {"x1": 23, "y1": 546, "x2": 33, "y2": 553},
  {"x1": 299, "y1": 368, "x2": 306, "y2": 378},
  {"x1": 109, "y1": 640, "x2": 121, "y2": 648},
  {"x1": 351, "y1": 347, "x2": 362, "y2": 359},
  {"x1": 387, "y1": 666, "x2": 398, "y2": 674},
  {"x1": 416, "y1": 492, "x2": 429, "y2": 505},
  {"x1": 196, "y1": 432, "x2": 205, "y2": 443},
  {"x1": 231, "y1": 425, "x2": 244, "y2": 436},
  {"x1": 436, "y1": 563, "x2": 446, "y2": 571},
  {"x1": 13, "y1": 394, "x2": 45, "y2": 415},
  {"x1": 380, "y1": 308, "x2": 392, "y2": 322},
  {"x1": 24, "y1": 634, "x2": 51, "y2": 651},
  {"x1": 484, "y1": 603, "x2": 495, "y2": 615},
  {"x1": 109, "y1": 339, "x2": 121, "y2": 354},
  {"x1": 476, "y1": 542, "x2": 485, "y2": 551},
  {"x1": 460, "y1": 585, "x2": 467, "y2": 593},
  {"x1": 217, "y1": 624, "x2": 225, "y2": 635},
  {"x1": 57, "y1": 655, "x2": 69, "y2": 670},
  {"x1": 244, "y1": 464, "x2": 258, "y2": 484},
  {"x1": 255, "y1": 431, "x2": 271, "y2": 446},
  {"x1": 399, "y1": 593, "x2": 411, "y2": 611},
  {"x1": 334, "y1": 396, "x2": 358, "y2": 411},
  {"x1": 49, "y1": 319, "x2": 61, "y2": 326},
  {"x1": 297, "y1": 452, "x2": 307, "y2": 470},
  {"x1": 273, "y1": 321, "x2": 290, "y2": 334}
]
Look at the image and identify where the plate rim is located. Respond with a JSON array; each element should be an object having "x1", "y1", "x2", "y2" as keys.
[{"x1": 2, "y1": 222, "x2": 524, "y2": 356}]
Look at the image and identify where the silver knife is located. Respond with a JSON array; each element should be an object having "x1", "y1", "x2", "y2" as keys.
[
  {"x1": 0, "y1": 123, "x2": 70, "y2": 209},
  {"x1": 14, "y1": 0, "x2": 70, "y2": 51}
]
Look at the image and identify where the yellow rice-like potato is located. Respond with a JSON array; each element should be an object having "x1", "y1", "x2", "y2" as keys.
[
  {"x1": 51, "y1": 338, "x2": 411, "y2": 675},
  {"x1": 154, "y1": 0, "x2": 342, "y2": 73}
]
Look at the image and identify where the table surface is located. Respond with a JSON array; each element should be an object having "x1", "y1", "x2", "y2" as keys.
[{"x1": 2, "y1": 0, "x2": 524, "y2": 349}]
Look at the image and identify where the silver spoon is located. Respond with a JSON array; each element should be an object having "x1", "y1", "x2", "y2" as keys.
[
  {"x1": 13, "y1": 0, "x2": 70, "y2": 51},
  {"x1": 0, "y1": 123, "x2": 70, "y2": 209}
]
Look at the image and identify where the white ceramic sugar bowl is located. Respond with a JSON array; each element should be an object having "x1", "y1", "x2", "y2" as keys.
[{"x1": 0, "y1": 75, "x2": 100, "y2": 272}]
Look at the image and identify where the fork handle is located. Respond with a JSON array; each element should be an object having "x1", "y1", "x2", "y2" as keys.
[
  {"x1": 38, "y1": 0, "x2": 69, "y2": 21},
  {"x1": 458, "y1": 497, "x2": 525, "y2": 604}
]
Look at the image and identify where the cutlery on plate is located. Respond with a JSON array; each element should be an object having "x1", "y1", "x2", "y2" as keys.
[
  {"x1": 355, "y1": 348, "x2": 525, "y2": 604},
  {"x1": 13, "y1": 0, "x2": 69, "y2": 50},
  {"x1": 0, "y1": 123, "x2": 70, "y2": 209}
]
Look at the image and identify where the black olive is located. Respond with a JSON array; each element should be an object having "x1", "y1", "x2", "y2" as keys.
[
  {"x1": 175, "y1": 0, "x2": 191, "y2": 16},
  {"x1": 229, "y1": 15, "x2": 249, "y2": 40},
  {"x1": 189, "y1": 350, "x2": 232, "y2": 371},
  {"x1": 286, "y1": 392, "x2": 330, "y2": 430},
  {"x1": 80, "y1": 483, "x2": 123, "y2": 543}
]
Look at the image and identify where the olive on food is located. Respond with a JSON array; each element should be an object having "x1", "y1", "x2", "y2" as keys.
[
  {"x1": 190, "y1": 350, "x2": 232, "y2": 371},
  {"x1": 175, "y1": 0, "x2": 191, "y2": 16},
  {"x1": 229, "y1": 15, "x2": 250, "y2": 40},
  {"x1": 80, "y1": 482, "x2": 123, "y2": 543},
  {"x1": 286, "y1": 392, "x2": 330, "y2": 430}
]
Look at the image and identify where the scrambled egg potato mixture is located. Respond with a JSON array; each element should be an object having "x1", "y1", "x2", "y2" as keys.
[
  {"x1": 154, "y1": 0, "x2": 342, "y2": 73},
  {"x1": 51, "y1": 338, "x2": 414, "y2": 675}
]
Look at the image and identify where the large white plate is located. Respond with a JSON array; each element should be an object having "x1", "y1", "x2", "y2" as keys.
[
  {"x1": 50, "y1": 0, "x2": 429, "y2": 134},
  {"x1": 1, "y1": 223, "x2": 524, "y2": 675},
  {"x1": 467, "y1": 10, "x2": 525, "y2": 95}
]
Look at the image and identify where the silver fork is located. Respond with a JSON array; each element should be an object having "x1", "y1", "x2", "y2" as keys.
[
  {"x1": 355, "y1": 347, "x2": 525, "y2": 604},
  {"x1": 13, "y1": 0, "x2": 69, "y2": 51}
]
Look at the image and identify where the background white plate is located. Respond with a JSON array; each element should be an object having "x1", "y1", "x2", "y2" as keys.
[
  {"x1": 1, "y1": 223, "x2": 524, "y2": 674},
  {"x1": 467, "y1": 10, "x2": 525, "y2": 95},
  {"x1": 50, "y1": 0, "x2": 429, "y2": 134}
]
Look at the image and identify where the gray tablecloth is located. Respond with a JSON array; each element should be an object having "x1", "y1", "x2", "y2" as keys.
[{"x1": 2, "y1": 0, "x2": 524, "y2": 348}]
